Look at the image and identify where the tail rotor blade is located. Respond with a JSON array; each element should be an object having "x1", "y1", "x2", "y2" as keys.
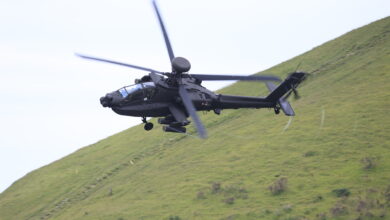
[
  {"x1": 75, "y1": 53, "x2": 164, "y2": 74},
  {"x1": 152, "y1": 0, "x2": 175, "y2": 63},
  {"x1": 178, "y1": 85, "x2": 207, "y2": 139},
  {"x1": 293, "y1": 89, "x2": 300, "y2": 100},
  {"x1": 295, "y1": 62, "x2": 302, "y2": 72}
]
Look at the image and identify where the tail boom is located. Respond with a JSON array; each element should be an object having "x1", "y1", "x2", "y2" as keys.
[
  {"x1": 215, "y1": 95, "x2": 273, "y2": 109},
  {"x1": 211, "y1": 72, "x2": 306, "y2": 114}
]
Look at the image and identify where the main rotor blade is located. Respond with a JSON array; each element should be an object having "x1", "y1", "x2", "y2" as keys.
[
  {"x1": 76, "y1": 53, "x2": 164, "y2": 74},
  {"x1": 178, "y1": 85, "x2": 207, "y2": 139},
  {"x1": 152, "y1": 0, "x2": 175, "y2": 63},
  {"x1": 190, "y1": 74, "x2": 282, "y2": 82}
]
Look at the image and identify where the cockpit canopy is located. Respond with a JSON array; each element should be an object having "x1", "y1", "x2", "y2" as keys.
[{"x1": 118, "y1": 82, "x2": 156, "y2": 101}]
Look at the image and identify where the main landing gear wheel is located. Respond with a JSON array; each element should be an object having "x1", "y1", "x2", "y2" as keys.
[
  {"x1": 144, "y1": 122, "x2": 154, "y2": 131},
  {"x1": 142, "y1": 117, "x2": 154, "y2": 131}
]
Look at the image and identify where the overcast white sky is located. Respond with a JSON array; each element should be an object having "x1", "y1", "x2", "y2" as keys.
[{"x1": 0, "y1": 0, "x2": 389, "y2": 193}]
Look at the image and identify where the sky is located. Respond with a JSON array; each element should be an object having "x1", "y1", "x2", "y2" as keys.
[{"x1": 0, "y1": 0, "x2": 389, "y2": 193}]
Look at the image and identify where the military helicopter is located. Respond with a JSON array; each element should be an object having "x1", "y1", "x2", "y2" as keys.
[{"x1": 77, "y1": 0, "x2": 307, "y2": 138}]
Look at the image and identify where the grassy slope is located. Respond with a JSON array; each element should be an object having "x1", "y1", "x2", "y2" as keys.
[{"x1": 0, "y1": 17, "x2": 389, "y2": 220}]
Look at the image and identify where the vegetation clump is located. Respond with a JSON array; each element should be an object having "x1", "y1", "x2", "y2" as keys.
[
  {"x1": 167, "y1": 216, "x2": 181, "y2": 220},
  {"x1": 269, "y1": 177, "x2": 288, "y2": 195},
  {"x1": 384, "y1": 185, "x2": 390, "y2": 203},
  {"x1": 197, "y1": 182, "x2": 248, "y2": 205},
  {"x1": 313, "y1": 195, "x2": 323, "y2": 202},
  {"x1": 211, "y1": 182, "x2": 221, "y2": 194},
  {"x1": 304, "y1": 151, "x2": 317, "y2": 157},
  {"x1": 223, "y1": 197, "x2": 235, "y2": 205},
  {"x1": 330, "y1": 203, "x2": 348, "y2": 216},
  {"x1": 332, "y1": 188, "x2": 351, "y2": 197},
  {"x1": 361, "y1": 157, "x2": 377, "y2": 169},
  {"x1": 315, "y1": 213, "x2": 327, "y2": 220}
]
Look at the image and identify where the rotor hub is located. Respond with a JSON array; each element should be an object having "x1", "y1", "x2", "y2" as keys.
[{"x1": 171, "y1": 57, "x2": 191, "y2": 73}]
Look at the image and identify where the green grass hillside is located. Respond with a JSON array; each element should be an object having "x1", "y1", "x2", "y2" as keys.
[{"x1": 1, "y1": 17, "x2": 389, "y2": 220}]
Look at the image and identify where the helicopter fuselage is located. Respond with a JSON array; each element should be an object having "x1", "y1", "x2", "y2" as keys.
[{"x1": 101, "y1": 73, "x2": 275, "y2": 119}]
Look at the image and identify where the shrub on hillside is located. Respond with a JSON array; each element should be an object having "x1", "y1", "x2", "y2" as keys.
[
  {"x1": 316, "y1": 213, "x2": 327, "y2": 220},
  {"x1": 330, "y1": 203, "x2": 348, "y2": 216},
  {"x1": 167, "y1": 216, "x2": 181, "y2": 220},
  {"x1": 304, "y1": 151, "x2": 317, "y2": 157},
  {"x1": 332, "y1": 188, "x2": 350, "y2": 197},
  {"x1": 384, "y1": 185, "x2": 390, "y2": 203},
  {"x1": 313, "y1": 195, "x2": 323, "y2": 202},
  {"x1": 211, "y1": 182, "x2": 221, "y2": 194},
  {"x1": 268, "y1": 177, "x2": 288, "y2": 195},
  {"x1": 361, "y1": 157, "x2": 376, "y2": 169},
  {"x1": 223, "y1": 197, "x2": 235, "y2": 205}
]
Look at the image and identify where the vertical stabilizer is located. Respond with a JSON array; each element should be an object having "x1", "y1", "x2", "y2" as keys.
[{"x1": 265, "y1": 72, "x2": 306, "y2": 116}]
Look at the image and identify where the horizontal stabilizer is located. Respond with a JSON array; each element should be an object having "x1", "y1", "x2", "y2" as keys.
[
  {"x1": 279, "y1": 98, "x2": 295, "y2": 116},
  {"x1": 266, "y1": 82, "x2": 295, "y2": 116}
]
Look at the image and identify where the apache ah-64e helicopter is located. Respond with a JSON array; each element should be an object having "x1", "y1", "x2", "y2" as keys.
[{"x1": 77, "y1": 1, "x2": 307, "y2": 138}]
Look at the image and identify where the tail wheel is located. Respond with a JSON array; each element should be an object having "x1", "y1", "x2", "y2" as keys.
[{"x1": 274, "y1": 107, "x2": 280, "y2": 115}]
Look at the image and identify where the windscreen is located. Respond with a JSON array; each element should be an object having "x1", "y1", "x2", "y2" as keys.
[{"x1": 118, "y1": 82, "x2": 156, "y2": 99}]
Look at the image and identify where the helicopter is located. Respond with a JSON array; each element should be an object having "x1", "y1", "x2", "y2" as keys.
[{"x1": 77, "y1": 0, "x2": 307, "y2": 138}]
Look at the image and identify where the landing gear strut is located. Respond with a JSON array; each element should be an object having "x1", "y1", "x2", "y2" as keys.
[{"x1": 142, "y1": 117, "x2": 154, "y2": 131}]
